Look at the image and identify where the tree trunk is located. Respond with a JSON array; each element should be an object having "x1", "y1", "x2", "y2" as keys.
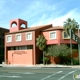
[{"x1": 43, "y1": 51, "x2": 45, "y2": 65}]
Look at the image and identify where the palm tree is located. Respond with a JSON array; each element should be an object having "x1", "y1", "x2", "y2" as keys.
[
  {"x1": 64, "y1": 18, "x2": 79, "y2": 35},
  {"x1": 36, "y1": 35, "x2": 46, "y2": 65},
  {"x1": 63, "y1": 18, "x2": 79, "y2": 65}
]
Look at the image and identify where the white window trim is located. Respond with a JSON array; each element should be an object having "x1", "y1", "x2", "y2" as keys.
[
  {"x1": 62, "y1": 31, "x2": 70, "y2": 39},
  {"x1": 26, "y1": 32, "x2": 32, "y2": 40},
  {"x1": 49, "y1": 31, "x2": 56, "y2": 40},
  {"x1": 6, "y1": 35, "x2": 12, "y2": 42},
  {"x1": 15, "y1": 33, "x2": 22, "y2": 41}
]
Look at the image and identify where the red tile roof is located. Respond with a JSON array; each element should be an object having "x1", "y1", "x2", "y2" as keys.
[
  {"x1": 42, "y1": 26, "x2": 64, "y2": 31},
  {"x1": 5, "y1": 24, "x2": 52, "y2": 34}
]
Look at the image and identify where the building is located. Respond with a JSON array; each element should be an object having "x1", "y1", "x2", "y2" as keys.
[
  {"x1": 0, "y1": 27, "x2": 9, "y2": 63},
  {"x1": 42, "y1": 27, "x2": 78, "y2": 64},
  {"x1": 42, "y1": 26, "x2": 77, "y2": 46},
  {"x1": 5, "y1": 18, "x2": 78, "y2": 65},
  {"x1": 5, "y1": 18, "x2": 52, "y2": 65}
]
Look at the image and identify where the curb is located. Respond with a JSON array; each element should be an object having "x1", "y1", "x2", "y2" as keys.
[{"x1": 0, "y1": 64, "x2": 80, "y2": 68}]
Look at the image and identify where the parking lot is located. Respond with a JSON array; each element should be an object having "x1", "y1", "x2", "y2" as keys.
[{"x1": 0, "y1": 67, "x2": 80, "y2": 80}]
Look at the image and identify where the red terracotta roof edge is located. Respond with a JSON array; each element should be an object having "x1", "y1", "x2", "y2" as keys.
[
  {"x1": 5, "y1": 24, "x2": 52, "y2": 34},
  {"x1": 42, "y1": 26, "x2": 64, "y2": 31}
]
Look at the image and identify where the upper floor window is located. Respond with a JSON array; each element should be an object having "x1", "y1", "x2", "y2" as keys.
[
  {"x1": 26, "y1": 32, "x2": 32, "y2": 40},
  {"x1": 63, "y1": 31, "x2": 70, "y2": 39},
  {"x1": 49, "y1": 31, "x2": 56, "y2": 39},
  {"x1": 16, "y1": 34, "x2": 21, "y2": 41},
  {"x1": 6, "y1": 35, "x2": 12, "y2": 42}
]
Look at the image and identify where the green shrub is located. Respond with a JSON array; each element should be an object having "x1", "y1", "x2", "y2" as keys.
[
  {"x1": 44, "y1": 57, "x2": 49, "y2": 64},
  {"x1": 73, "y1": 58, "x2": 79, "y2": 65}
]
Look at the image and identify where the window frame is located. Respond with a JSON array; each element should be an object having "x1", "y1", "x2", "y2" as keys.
[
  {"x1": 49, "y1": 31, "x2": 56, "y2": 40},
  {"x1": 62, "y1": 31, "x2": 70, "y2": 39},
  {"x1": 26, "y1": 32, "x2": 32, "y2": 40},
  {"x1": 15, "y1": 33, "x2": 22, "y2": 41},
  {"x1": 6, "y1": 35, "x2": 12, "y2": 42}
]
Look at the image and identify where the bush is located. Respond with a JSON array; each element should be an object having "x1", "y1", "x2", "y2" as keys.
[
  {"x1": 59, "y1": 57, "x2": 71, "y2": 65},
  {"x1": 72, "y1": 58, "x2": 79, "y2": 65},
  {"x1": 40, "y1": 57, "x2": 43, "y2": 63},
  {"x1": 44, "y1": 57, "x2": 49, "y2": 64}
]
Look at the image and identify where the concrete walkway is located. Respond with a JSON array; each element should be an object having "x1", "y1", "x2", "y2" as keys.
[{"x1": 0, "y1": 64, "x2": 80, "y2": 68}]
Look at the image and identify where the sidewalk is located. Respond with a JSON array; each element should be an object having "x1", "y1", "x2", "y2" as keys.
[{"x1": 0, "y1": 64, "x2": 80, "y2": 68}]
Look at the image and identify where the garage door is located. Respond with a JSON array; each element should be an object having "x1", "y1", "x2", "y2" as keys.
[
  {"x1": 8, "y1": 50, "x2": 33, "y2": 65},
  {"x1": 12, "y1": 53, "x2": 27, "y2": 64}
]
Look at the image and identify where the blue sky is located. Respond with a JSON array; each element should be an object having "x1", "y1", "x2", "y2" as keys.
[{"x1": 0, "y1": 0, "x2": 80, "y2": 29}]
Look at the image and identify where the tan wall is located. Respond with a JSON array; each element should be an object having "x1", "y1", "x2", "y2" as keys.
[{"x1": 7, "y1": 49, "x2": 33, "y2": 65}]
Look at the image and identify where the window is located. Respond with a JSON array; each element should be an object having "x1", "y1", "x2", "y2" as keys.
[
  {"x1": 11, "y1": 47, "x2": 14, "y2": 50},
  {"x1": 49, "y1": 31, "x2": 56, "y2": 39},
  {"x1": 8, "y1": 45, "x2": 33, "y2": 50},
  {"x1": 16, "y1": 34, "x2": 21, "y2": 41},
  {"x1": 11, "y1": 22, "x2": 17, "y2": 27},
  {"x1": 63, "y1": 31, "x2": 70, "y2": 39},
  {"x1": 26, "y1": 32, "x2": 32, "y2": 40},
  {"x1": 18, "y1": 46, "x2": 22, "y2": 50},
  {"x1": 20, "y1": 24, "x2": 26, "y2": 28},
  {"x1": 27, "y1": 45, "x2": 33, "y2": 49},
  {"x1": 15, "y1": 47, "x2": 18, "y2": 50},
  {"x1": 6, "y1": 35, "x2": 12, "y2": 42}
]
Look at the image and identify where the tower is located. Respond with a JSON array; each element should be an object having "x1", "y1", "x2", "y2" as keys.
[{"x1": 10, "y1": 18, "x2": 28, "y2": 32}]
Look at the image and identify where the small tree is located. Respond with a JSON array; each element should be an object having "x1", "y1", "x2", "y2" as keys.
[
  {"x1": 59, "y1": 44, "x2": 70, "y2": 57},
  {"x1": 47, "y1": 45, "x2": 60, "y2": 57},
  {"x1": 47, "y1": 44, "x2": 71, "y2": 64},
  {"x1": 36, "y1": 35, "x2": 46, "y2": 64},
  {"x1": 58, "y1": 44, "x2": 71, "y2": 64},
  {"x1": 44, "y1": 56, "x2": 49, "y2": 64}
]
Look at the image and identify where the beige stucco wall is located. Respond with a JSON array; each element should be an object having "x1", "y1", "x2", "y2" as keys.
[{"x1": 7, "y1": 49, "x2": 33, "y2": 65}]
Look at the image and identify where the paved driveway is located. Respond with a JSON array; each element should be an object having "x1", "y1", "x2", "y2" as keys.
[{"x1": 0, "y1": 67, "x2": 80, "y2": 80}]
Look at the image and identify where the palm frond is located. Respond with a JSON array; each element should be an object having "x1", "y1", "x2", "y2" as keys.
[{"x1": 63, "y1": 18, "x2": 79, "y2": 35}]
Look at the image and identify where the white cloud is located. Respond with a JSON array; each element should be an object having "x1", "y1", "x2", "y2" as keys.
[
  {"x1": 30, "y1": 8, "x2": 80, "y2": 27},
  {"x1": 20, "y1": 1, "x2": 56, "y2": 19},
  {"x1": 0, "y1": 0, "x2": 80, "y2": 29},
  {"x1": 49, "y1": 8, "x2": 79, "y2": 26}
]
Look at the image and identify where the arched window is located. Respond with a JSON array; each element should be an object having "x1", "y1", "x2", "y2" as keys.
[
  {"x1": 20, "y1": 24, "x2": 26, "y2": 28},
  {"x1": 11, "y1": 22, "x2": 17, "y2": 27}
]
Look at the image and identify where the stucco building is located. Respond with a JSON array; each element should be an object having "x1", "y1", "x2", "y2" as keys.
[
  {"x1": 5, "y1": 18, "x2": 52, "y2": 65},
  {"x1": 5, "y1": 18, "x2": 78, "y2": 65}
]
